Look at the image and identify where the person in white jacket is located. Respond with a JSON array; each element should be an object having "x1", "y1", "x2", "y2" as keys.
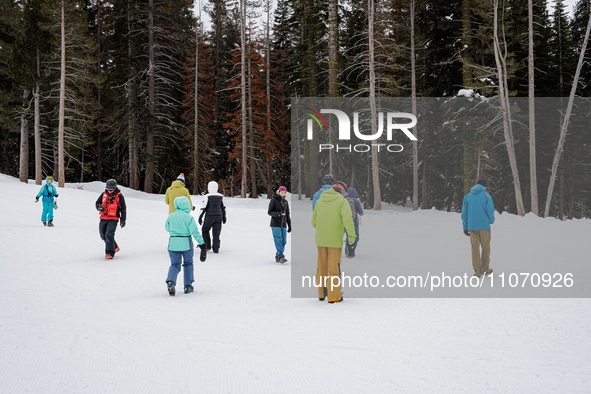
[{"x1": 198, "y1": 181, "x2": 226, "y2": 253}]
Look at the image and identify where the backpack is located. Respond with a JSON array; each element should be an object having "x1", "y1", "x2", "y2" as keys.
[{"x1": 347, "y1": 198, "x2": 357, "y2": 220}]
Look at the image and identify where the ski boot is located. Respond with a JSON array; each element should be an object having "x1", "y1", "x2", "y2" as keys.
[
  {"x1": 167, "y1": 281, "x2": 176, "y2": 296},
  {"x1": 43, "y1": 222, "x2": 47, "y2": 226},
  {"x1": 276, "y1": 254, "x2": 287, "y2": 263},
  {"x1": 47, "y1": 220, "x2": 54, "y2": 227},
  {"x1": 184, "y1": 284, "x2": 194, "y2": 294}
]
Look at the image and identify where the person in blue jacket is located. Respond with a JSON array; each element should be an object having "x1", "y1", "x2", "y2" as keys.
[
  {"x1": 345, "y1": 187, "x2": 364, "y2": 258},
  {"x1": 35, "y1": 176, "x2": 59, "y2": 227},
  {"x1": 165, "y1": 196, "x2": 207, "y2": 296},
  {"x1": 312, "y1": 174, "x2": 335, "y2": 211},
  {"x1": 461, "y1": 178, "x2": 495, "y2": 278}
]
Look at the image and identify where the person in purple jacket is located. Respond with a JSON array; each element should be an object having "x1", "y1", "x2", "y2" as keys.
[
  {"x1": 461, "y1": 178, "x2": 495, "y2": 278},
  {"x1": 344, "y1": 187, "x2": 364, "y2": 258}
]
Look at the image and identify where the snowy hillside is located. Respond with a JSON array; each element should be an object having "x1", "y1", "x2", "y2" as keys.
[{"x1": 1, "y1": 173, "x2": 590, "y2": 393}]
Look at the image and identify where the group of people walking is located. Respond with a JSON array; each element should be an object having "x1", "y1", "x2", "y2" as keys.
[
  {"x1": 163, "y1": 174, "x2": 226, "y2": 296},
  {"x1": 33, "y1": 170, "x2": 495, "y2": 300}
]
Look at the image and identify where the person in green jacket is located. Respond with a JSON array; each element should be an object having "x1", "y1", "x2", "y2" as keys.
[
  {"x1": 311, "y1": 181, "x2": 356, "y2": 303},
  {"x1": 164, "y1": 196, "x2": 207, "y2": 296},
  {"x1": 165, "y1": 173, "x2": 193, "y2": 215}
]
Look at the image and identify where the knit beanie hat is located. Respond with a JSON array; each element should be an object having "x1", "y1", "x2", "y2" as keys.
[
  {"x1": 176, "y1": 173, "x2": 185, "y2": 184},
  {"x1": 477, "y1": 178, "x2": 488, "y2": 187}
]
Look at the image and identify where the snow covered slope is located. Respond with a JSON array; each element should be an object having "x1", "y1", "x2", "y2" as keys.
[{"x1": 1, "y1": 173, "x2": 589, "y2": 393}]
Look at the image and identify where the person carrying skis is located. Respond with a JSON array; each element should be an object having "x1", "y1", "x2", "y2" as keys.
[
  {"x1": 461, "y1": 178, "x2": 495, "y2": 278},
  {"x1": 311, "y1": 181, "x2": 356, "y2": 303},
  {"x1": 198, "y1": 181, "x2": 226, "y2": 253},
  {"x1": 344, "y1": 187, "x2": 364, "y2": 258},
  {"x1": 95, "y1": 179, "x2": 127, "y2": 259},
  {"x1": 312, "y1": 174, "x2": 335, "y2": 211},
  {"x1": 35, "y1": 175, "x2": 59, "y2": 227},
  {"x1": 165, "y1": 173, "x2": 193, "y2": 214},
  {"x1": 165, "y1": 196, "x2": 207, "y2": 296},
  {"x1": 268, "y1": 186, "x2": 291, "y2": 263}
]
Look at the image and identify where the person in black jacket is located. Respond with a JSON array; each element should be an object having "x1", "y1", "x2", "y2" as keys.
[
  {"x1": 268, "y1": 186, "x2": 291, "y2": 263},
  {"x1": 198, "y1": 181, "x2": 226, "y2": 253},
  {"x1": 95, "y1": 179, "x2": 127, "y2": 259}
]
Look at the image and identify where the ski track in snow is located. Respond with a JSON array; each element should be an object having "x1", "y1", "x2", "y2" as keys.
[{"x1": 0, "y1": 173, "x2": 590, "y2": 393}]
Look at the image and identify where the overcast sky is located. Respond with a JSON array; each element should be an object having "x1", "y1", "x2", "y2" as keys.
[{"x1": 193, "y1": 0, "x2": 581, "y2": 36}]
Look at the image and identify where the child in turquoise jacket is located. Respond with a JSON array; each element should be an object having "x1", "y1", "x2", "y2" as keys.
[
  {"x1": 35, "y1": 176, "x2": 59, "y2": 227},
  {"x1": 164, "y1": 196, "x2": 207, "y2": 296}
]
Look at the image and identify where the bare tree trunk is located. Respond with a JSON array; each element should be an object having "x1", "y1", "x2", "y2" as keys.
[
  {"x1": 461, "y1": 0, "x2": 473, "y2": 196},
  {"x1": 19, "y1": 89, "x2": 30, "y2": 183},
  {"x1": 266, "y1": 0, "x2": 272, "y2": 199},
  {"x1": 96, "y1": 1, "x2": 103, "y2": 183},
  {"x1": 297, "y1": 113, "x2": 302, "y2": 200},
  {"x1": 80, "y1": 149, "x2": 84, "y2": 183},
  {"x1": 369, "y1": 0, "x2": 381, "y2": 210},
  {"x1": 145, "y1": 0, "x2": 155, "y2": 193},
  {"x1": 411, "y1": 0, "x2": 418, "y2": 211},
  {"x1": 194, "y1": 23, "x2": 200, "y2": 195},
  {"x1": 493, "y1": 0, "x2": 525, "y2": 216},
  {"x1": 307, "y1": 1, "x2": 319, "y2": 198},
  {"x1": 248, "y1": 43, "x2": 257, "y2": 198},
  {"x1": 58, "y1": 2, "x2": 66, "y2": 187},
  {"x1": 240, "y1": 0, "x2": 247, "y2": 198},
  {"x1": 559, "y1": 168, "x2": 564, "y2": 220},
  {"x1": 328, "y1": 0, "x2": 338, "y2": 176},
  {"x1": 34, "y1": 49, "x2": 42, "y2": 185},
  {"x1": 34, "y1": 83, "x2": 41, "y2": 185},
  {"x1": 544, "y1": 7, "x2": 591, "y2": 217},
  {"x1": 528, "y1": 0, "x2": 538, "y2": 215}
]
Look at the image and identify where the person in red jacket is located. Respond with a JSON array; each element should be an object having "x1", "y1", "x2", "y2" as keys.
[{"x1": 95, "y1": 179, "x2": 127, "y2": 259}]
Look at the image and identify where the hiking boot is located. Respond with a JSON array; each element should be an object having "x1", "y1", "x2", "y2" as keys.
[
  {"x1": 275, "y1": 255, "x2": 282, "y2": 263},
  {"x1": 115, "y1": 247, "x2": 120, "y2": 253},
  {"x1": 167, "y1": 281, "x2": 176, "y2": 296},
  {"x1": 184, "y1": 284, "x2": 194, "y2": 294},
  {"x1": 47, "y1": 220, "x2": 54, "y2": 227},
  {"x1": 43, "y1": 222, "x2": 47, "y2": 226},
  {"x1": 328, "y1": 297, "x2": 344, "y2": 304},
  {"x1": 105, "y1": 254, "x2": 114, "y2": 260},
  {"x1": 319, "y1": 297, "x2": 326, "y2": 301},
  {"x1": 485, "y1": 268, "x2": 493, "y2": 276}
]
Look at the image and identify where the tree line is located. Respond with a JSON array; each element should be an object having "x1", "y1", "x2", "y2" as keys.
[{"x1": 0, "y1": 0, "x2": 589, "y2": 218}]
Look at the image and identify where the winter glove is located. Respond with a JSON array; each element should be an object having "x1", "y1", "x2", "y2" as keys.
[
  {"x1": 35, "y1": 197, "x2": 39, "y2": 203},
  {"x1": 120, "y1": 219, "x2": 126, "y2": 228},
  {"x1": 222, "y1": 216, "x2": 226, "y2": 224},
  {"x1": 198, "y1": 244, "x2": 207, "y2": 262},
  {"x1": 55, "y1": 194, "x2": 59, "y2": 198},
  {"x1": 463, "y1": 229, "x2": 470, "y2": 237},
  {"x1": 192, "y1": 205, "x2": 195, "y2": 211},
  {"x1": 287, "y1": 225, "x2": 291, "y2": 233},
  {"x1": 98, "y1": 206, "x2": 104, "y2": 213}
]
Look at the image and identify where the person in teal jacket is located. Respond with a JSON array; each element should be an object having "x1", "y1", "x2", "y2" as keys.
[
  {"x1": 164, "y1": 196, "x2": 207, "y2": 296},
  {"x1": 35, "y1": 176, "x2": 59, "y2": 227},
  {"x1": 312, "y1": 174, "x2": 335, "y2": 211},
  {"x1": 461, "y1": 179, "x2": 495, "y2": 277}
]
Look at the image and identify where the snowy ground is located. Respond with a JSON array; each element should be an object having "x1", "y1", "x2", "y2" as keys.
[{"x1": 1, "y1": 173, "x2": 590, "y2": 393}]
